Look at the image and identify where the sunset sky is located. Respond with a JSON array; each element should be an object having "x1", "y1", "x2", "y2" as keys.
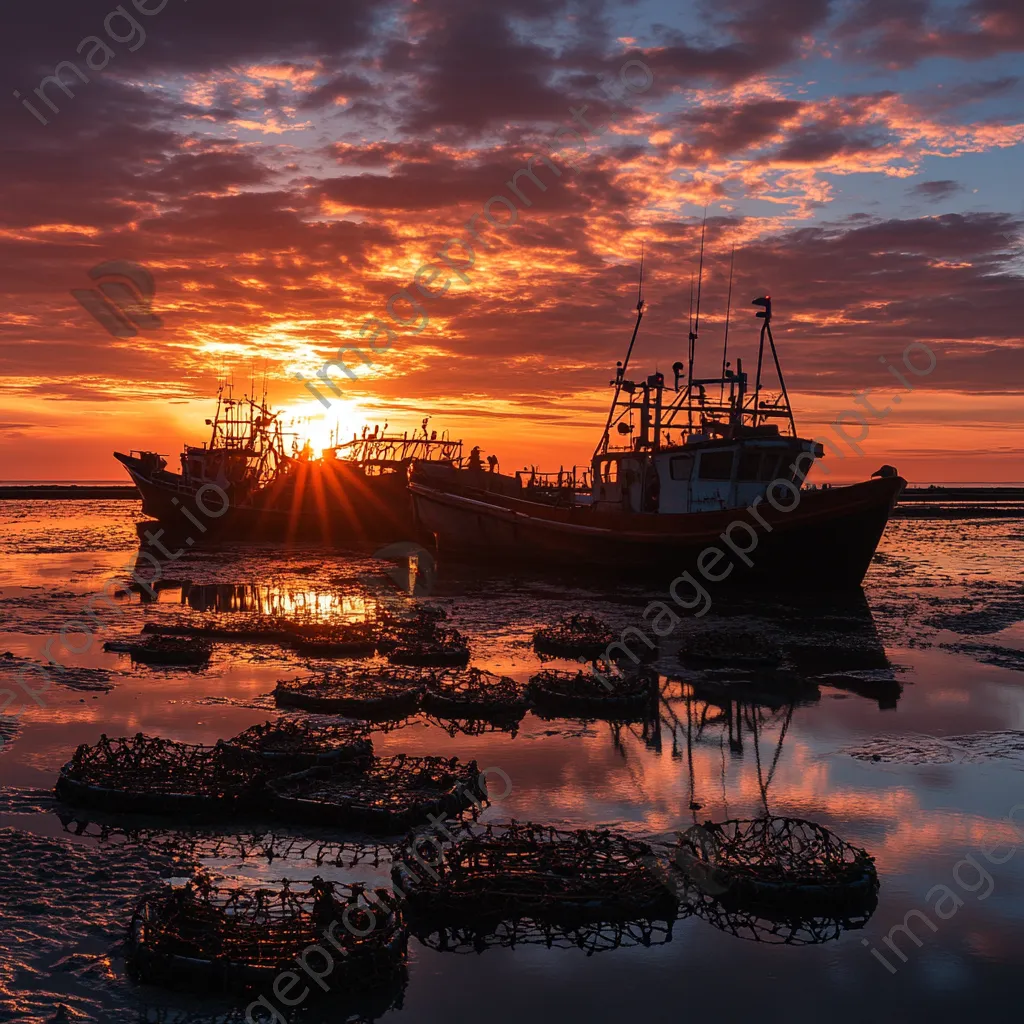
[{"x1": 1, "y1": 0, "x2": 1022, "y2": 484}]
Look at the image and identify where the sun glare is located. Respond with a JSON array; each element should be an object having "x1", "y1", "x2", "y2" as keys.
[{"x1": 279, "y1": 400, "x2": 366, "y2": 455}]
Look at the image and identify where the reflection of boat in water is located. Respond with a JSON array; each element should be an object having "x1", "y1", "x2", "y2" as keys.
[
  {"x1": 656, "y1": 684, "x2": 880, "y2": 945},
  {"x1": 669, "y1": 592, "x2": 902, "y2": 709},
  {"x1": 115, "y1": 386, "x2": 513, "y2": 544},
  {"x1": 411, "y1": 286, "x2": 904, "y2": 586}
]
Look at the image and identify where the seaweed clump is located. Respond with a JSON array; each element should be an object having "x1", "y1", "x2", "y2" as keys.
[{"x1": 126, "y1": 874, "x2": 406, "y2": 1004}]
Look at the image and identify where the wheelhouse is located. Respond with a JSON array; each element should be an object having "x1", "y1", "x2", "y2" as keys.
[
  {"x1": 591, "y1": 291, "x2": 825, "y2": 514},
  {"x1": 592, "y1": 431, "x2": 821, "y2": 513}
]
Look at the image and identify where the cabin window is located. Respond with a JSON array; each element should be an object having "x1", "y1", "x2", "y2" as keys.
[
  {"x1": 670, "y1": 455, "x2": 694, "y2": 481},
  {"x1": 737, "y1": 451, "x2": 762, "y2": 482},
  {"x1": 759, "y1": 453, "x2": 783, "y2": 481},
  {"x1": 601, "y1": 461, "x2": 618, "y2": 483},
  {"x1": 698, "y1": 450, "x2": 734, "y2": 481}
]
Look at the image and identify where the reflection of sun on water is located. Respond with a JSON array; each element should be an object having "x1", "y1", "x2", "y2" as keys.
[{"x1": 174, "y1": 582, "x2": 382, "y2": 622}]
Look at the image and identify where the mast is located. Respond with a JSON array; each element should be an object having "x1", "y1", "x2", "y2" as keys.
[
  {"x1": 594, "y1": 247, "x2": 645, "y2": 458},
  {"x1": 686, "y1": 211, "x2": 707, "y2": 426},
  {"x1": 686, "y1": 275, "x2": 695, "y2": 430},
  {"x1": 720, "y1": 245, "x2": 735, "y2": 401},
  {"x1": 754, "y1": 295, "x2": 796, "y2": 435},
  {"x1": 694, "y1": 210, "x2": 707, "y2": 342},
  {"x1": 752, "y1": 296, "x2": 767, "y2": 427}
]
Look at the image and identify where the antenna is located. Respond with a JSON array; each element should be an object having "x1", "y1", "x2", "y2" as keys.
[
  {"x1": 636, "y1": 241, "x2": 645, "y2": 312},
  {"x1": 687, "y1": 275, "x2": 694, "y2": 342},
  {"x1": 693, "y1": 208, "x2": 707, "y2": 338},
  {"x1": 594, "y1": 248, "x2": 647, "y2": 458},
  {"x1": 720, "y1": 244, "x2": 736, "y2": 399},
  {"x1": 685, "y1": 211, "x2": 708, "y2": 422}
]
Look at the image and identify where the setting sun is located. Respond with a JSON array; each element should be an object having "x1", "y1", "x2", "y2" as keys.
[{"x1": 277, "y1": 399, "x2": 369, "y2": 456}]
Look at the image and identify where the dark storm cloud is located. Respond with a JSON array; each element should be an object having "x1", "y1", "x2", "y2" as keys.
[
  {"x1": 1, "y1": 0, "x2": 1022, "y2": 423},
  {"x1": 668, "y1": 100, "x2": 807, "y2": 158},
  {"x1": 772, "y1": 125, "x2": 888, "y2": 164},
  {"x1": 331, "y1": 210, "x2": 1024, "y2": 403},
  {"x1": 714, "y1": 212, "x2": 1024, "y2": 395},
  {"x1": 1, "y1": 0, "x2": 388, "y2": 78},
  {"x1": 316, "y1": 143, "x2": 608, "y2": 212},
  {"x1": 642, "y1": 0, "x2": 833, "y2": 85},
  {"x1": 916, "y1": 76, "x2": 1021, "y2": 111},
  {"x1": 384, "y1": 5, "x2": 570, "y2": 133},
  {"x1": 742, "y1": 95, "x2": 896, "y2": 165},
  {"x1": 910, "y1": 180, "x2": 965, "y2": 201},
  {"x1": 298, "y1": 72, "x2": 377, "y2": 111},
  {"x1": 835, "y1": 0, "x2": 1024, "y2": 66}
]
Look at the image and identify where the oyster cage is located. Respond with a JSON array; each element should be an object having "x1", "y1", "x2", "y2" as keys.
[
  {"x1": 269, "y1": 754, "x2": 485, "y2": 834},
  {"x1": 387, "y1": 628, "x2": 470, "y2": 668},
  {"x1": 527, "y1": 669, "x2": 656, "y2": 719},
  {"x1": 533, "y1": 614, "x2": 614, "y2": 660},
  {"x1": 394, "y1": 821, "x2": 679, "y2": 926},
  {"x1": 55, "y1": 734, "x2": 265, "y2": 816},
  {"x1": 421, "y1": 668, "x2": 529, "y2": 721},
  {"x1": 286, "y1": 621, "x2": 380, "y2": 659},
  {"x1": 126, "y1": 874, "x2": 407, "y2": 1001},
  {"x1": 222, "y1": 719, "x2": 373, "y2": 767},
  {"x1": 141, "y1": 618, "x2": 293, "y2": 644},
  {"x1": 274, "y1": 668, "x2": 425, "y2": 720},
  {"x1": 673, "y1": 816, "x2": 879, "y2": 917},
  {"x1": 375, "y1": 605, "x2": 449, "y2": 651},
  {"x1": 103, "y1": 636, "x2": 212, "y2": 667}
]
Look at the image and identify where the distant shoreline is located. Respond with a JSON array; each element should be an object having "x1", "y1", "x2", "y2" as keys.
[
  {"x1": 0, "y1": 484, "x2": 140, "y2": 499},
  {"x1": 1, "y1": 482, "x2": 1023, "y2": 518}
]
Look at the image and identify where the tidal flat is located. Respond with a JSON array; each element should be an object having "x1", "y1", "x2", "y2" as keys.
[{"x1": 1, "y1": 500, "x2": 1023, "y2": 1023}]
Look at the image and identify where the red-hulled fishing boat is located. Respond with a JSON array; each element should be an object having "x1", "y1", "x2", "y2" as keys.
[
  {"x1": 410, "y1": 276, "x2": 905, "y2": 588},
  {"x1": 114, "y1": 388, "x2": 480, "y2": 544}
]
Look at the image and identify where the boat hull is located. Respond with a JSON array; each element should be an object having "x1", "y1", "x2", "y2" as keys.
[
  {"x1": 115, "y1": 452, "x2": 421, "y2": 545},
  {"x1": 409, "y1": 476, "x2": 905, "y2": 588}
]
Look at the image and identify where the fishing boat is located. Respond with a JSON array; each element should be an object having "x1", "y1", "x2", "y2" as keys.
[
  {"x1": 114, "y1": 388, "x2": 482, "y2": 544},
  {"x1": 410, "y1": 261, "x2": 905, "y2": 588}
]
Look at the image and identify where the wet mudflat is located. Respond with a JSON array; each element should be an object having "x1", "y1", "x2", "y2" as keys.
[{"x1": 2, "y1": 500, "x2": 1024, "y2": 1023}]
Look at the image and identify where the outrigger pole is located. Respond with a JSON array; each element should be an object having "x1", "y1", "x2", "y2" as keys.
[{"x1": 595, "y1": 246, "x2": 646, "y2": 457}]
